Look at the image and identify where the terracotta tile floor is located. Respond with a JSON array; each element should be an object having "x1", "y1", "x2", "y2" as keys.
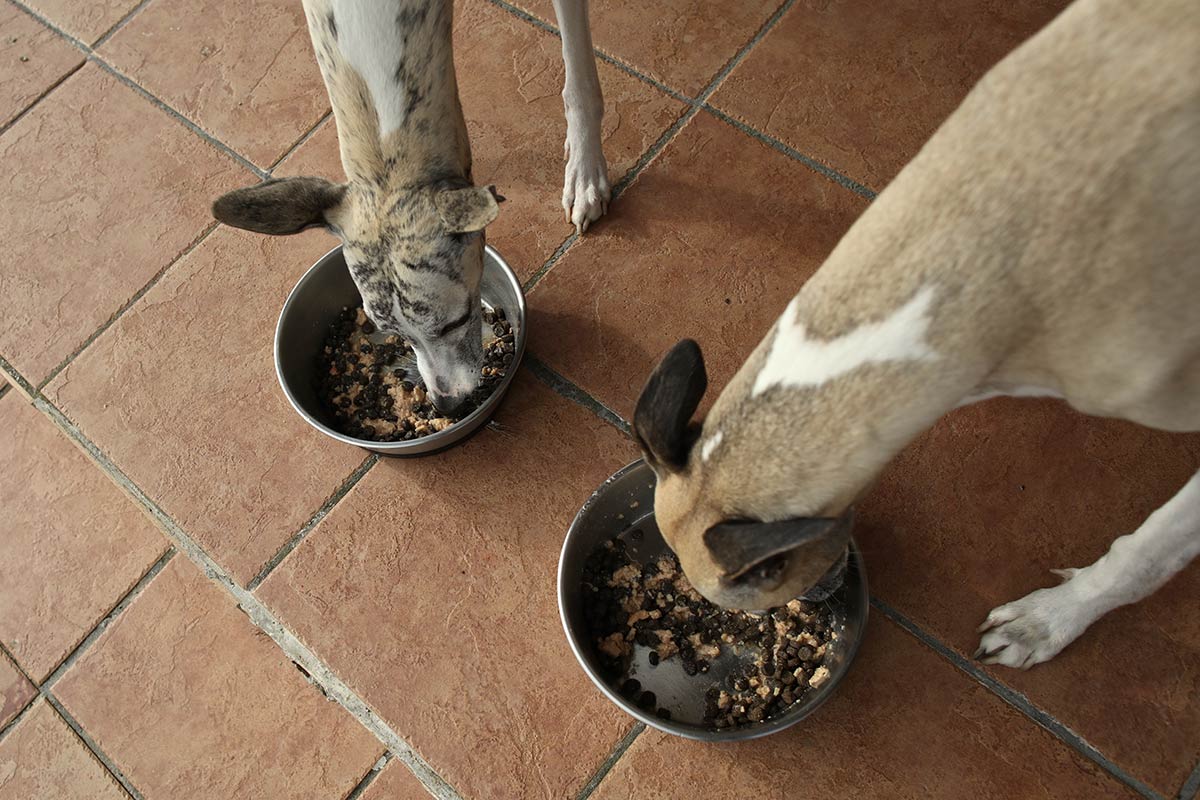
[{"x1": 1, "y1": 0, "x2": 1196, "y2": 799}]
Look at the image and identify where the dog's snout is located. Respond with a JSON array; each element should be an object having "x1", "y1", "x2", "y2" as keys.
[
  {"x1": 434, "y1": 376, "x2": 450, "y2": 393},
  {"x1": 430, "y1": 391, "x2": 473, "y2": 418}
]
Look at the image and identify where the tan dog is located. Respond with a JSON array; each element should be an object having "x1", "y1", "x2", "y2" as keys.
[
  {"x1": 211, "y1": 0, "x2": 608, "y2": 415},
  {"x1": 634, "y1": 0, "x2": 1199, "y2": 669}
]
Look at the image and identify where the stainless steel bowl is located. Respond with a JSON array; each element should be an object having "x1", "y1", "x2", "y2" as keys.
[
  {"x1": 274, "y1": 244, "x2": 526, "y2": 456},
  {"x1": 558, "y1": 459, "x2": 868, "y2": 741}
]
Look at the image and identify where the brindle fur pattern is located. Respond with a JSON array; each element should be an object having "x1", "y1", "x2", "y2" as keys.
[{"x1": 213, "y1": 0, "x2": 499, "y2": 410}]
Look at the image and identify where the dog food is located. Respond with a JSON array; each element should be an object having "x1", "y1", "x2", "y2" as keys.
[
  {"x1": 583, "y1": 537, "x2": 836, "y2": 728},
  {"x1": 315, "y1": 306, "x2": 514, "y2": 441}
]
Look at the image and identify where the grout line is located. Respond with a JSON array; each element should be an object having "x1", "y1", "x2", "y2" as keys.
[
  {"x1": 518, "y1": 0, "x2": 799, "y2": 296},
  {"x1": 0, "y1": 640, "x2": 149, "y2": 800},
  {"x1": 704, "y1": 106, "x2": 876, "y2": 199},
  {"x1": 871, "y1": 597, "x2": 1162, "y2": 800},
  {"x1": 44, "y1": 693, "x2": 147, "y2": 800},
  {"x1": 87, "y1": 56, "x2": 268, "y2": 179},
  {"x1": 90, "y1": 0, "x2": 153, "y2": 49},
  {"x1": 520, "y1": 231, "x2": 577, "y2": 293},
  {"x1": 268, "y1": 109, "x2": 334, "y2": 175},
  {"x1": 522, "y1": 100, "x2": 700, "y2": 296},
  {"x1": 246, "y1": 453, "x2": 380, "y2": 591},
  {"x1": 7, "y1": 0, "x2": 89, "y2": 51},
  {"x1": 9, "y1": 2, "x2": 266, "y2": 178},
  {"x1": 0, "y1": 357, "x2": 466, "y2": 800},
  {"x1": 489, "y1": 0, "x2": 876, "y2": 207},
  {"x1": 36, "y1": 221, "x2": 222, "y2": 391},
  {"x1": 484, "y1": 0, "x2": 695, "y2": 105},
  {"x1": 608, "y1": 102, "x2": 697, "y2": 202},
  {"x1": 691, "y1": 0, "x2": 796, "y2": 103},
  {"x1": 0, "y1": 383, "x2": 8, "y2": 401},
  {"x1": 0, "y1": 58, "x2": 86, "y2": 139},
  {"x1": 525, "y1": 356, "x2": 630, "y2": 435},
  {"x1": 345, "y1": 753, "x2": 392, "y2": 800},
  {"x1": 1179, "y1": 759, "x2": 1200, "y2": 800},
  {"x1": 0, "y1": 643, "x2": 38, "y2": 744},
  {"x1": 42, "y1": 549, "x2": 177, "y2": 690},
  {"x1": 576, "y1": 723, "x2": 645, "y2": 800}
]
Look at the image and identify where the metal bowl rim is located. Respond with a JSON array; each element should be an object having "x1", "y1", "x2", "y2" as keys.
[
  {"x1": 558, "y1": 458, "x2": 869, "y2": 741},
  {"x1": 273, "y1": 243, "x2": 527, "y2": 452}
]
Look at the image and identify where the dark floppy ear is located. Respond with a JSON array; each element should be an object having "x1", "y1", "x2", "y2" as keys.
[
  {"x1": 634, "y1": 339, "x2": 707, "y2": 470},
  {"x1": 704, "y1": 515, "x2": 850, "y2": 580},
  {"x1": 212, "y1": 176, "x2": 346, "y2": 235},
  {"x1": 434, "y1": 184, "x2": 501, "y2": 233}
]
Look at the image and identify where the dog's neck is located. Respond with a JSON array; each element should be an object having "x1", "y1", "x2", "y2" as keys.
[
  {"x1": 701, "y1": 180, "x2": 1040, "y2": 517},
  {"x1": 305, "y1": 0, "x2": 471, "y2": 192}
]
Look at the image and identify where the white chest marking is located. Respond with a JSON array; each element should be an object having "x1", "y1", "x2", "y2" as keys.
[
  {"x1": 700, "y1": 430, "x2": 723, "y2": 462},
  {"x1": 753, "y1": 286, "x2": 940, "y2": 396},
  {"x1": 332, "y1": 0, "x2": 409, "y2": 137}
]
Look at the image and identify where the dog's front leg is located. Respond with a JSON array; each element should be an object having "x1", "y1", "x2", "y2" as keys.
[
  {"x1": 551, "y1": 0, "x2": 610, "y2": 234},
  {"x1": 975, "y1": 470, "x2": 1200, "y2": 668}
]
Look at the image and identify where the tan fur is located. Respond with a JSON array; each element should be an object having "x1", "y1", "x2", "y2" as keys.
[{"x1": 651, "y1": 0, "x2": 1200, "y2": 609}]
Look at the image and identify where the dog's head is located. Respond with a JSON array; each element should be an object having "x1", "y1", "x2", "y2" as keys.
[
  {"x1": 213, "y1": 175, "x2": 502, "y2": 416},
  {"x1": 634, "y1": 339, "x2": 854, "y2": 611}
]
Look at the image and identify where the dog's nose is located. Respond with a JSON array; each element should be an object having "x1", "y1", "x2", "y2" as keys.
[{"x1": 430, "y1": 391, "x2": 473, "y2": 418}]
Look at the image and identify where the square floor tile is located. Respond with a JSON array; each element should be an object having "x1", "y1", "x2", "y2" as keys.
[
  {"x1": 0, "y1": 5, "x2": 83, "y2": 128},
  {"x1": 518, "y1": 0, "x2": 783, "y2": 97},
  {"x1": 528, "y1": 111, "x2": 867, "y2": 417},
  {"x1": 0, "y1": 699, "x2": 129, "y2": 800},
  {"x1": 594, "y1": 617, "x2": 1132, "y2": 799},
  {"x1": 0, "y1": 63, "x2": 251, "y2": 383},
  {"x1": 860, "y1": 398, "x2": 1200, "y2": 795},
  {"x1": 54, "y1": 557, "x2": 383, "y2": 800},
  {"x1": 0, "y1": 395, "x2": 167, "y2": 681},
  {"x1": 0, "y1": 652, "x2": 35, "y2": 731},
  {"x1": 19, "y1": 0, "x2": 139, "y2": 45},
  {"x1": 710, "y1": 0, "x2": 1071, "y2": 189},
  {"x1": 44, "y1": 226, "x2": 366, "y2": 585},
  {"x1": 260, "y1": 377, "x2": 637, "y2": 800},
  {"x1": 274, "y1": 0, "x2": 685, "y2": 280},
  {"x1": 361, "y1": 760, "x2": 431, "y2": 800},
  {"x1": 98, "y1": 0, "x2": 329, "y2": 168}
]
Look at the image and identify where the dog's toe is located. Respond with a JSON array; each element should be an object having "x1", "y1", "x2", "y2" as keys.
[{"x1": 974, "y1": 584, "x2": 1092, "y2": 669}]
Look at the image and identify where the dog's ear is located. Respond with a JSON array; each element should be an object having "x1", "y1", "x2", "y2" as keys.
[
  {"x1": 634, "y1": 339, "x2": 708, "y2": 471},
  {"x1": 434, "y1": 185, "x2": 502, "y2": 234},
  {"x1": 212, "y1": 176, "x2": 347, "y2": 235},
  {"x1": 703, "y1": 515, "x2": 850, "y2": 581}
]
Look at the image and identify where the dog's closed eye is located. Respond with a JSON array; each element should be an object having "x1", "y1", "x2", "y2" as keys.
[{"x1": 438, "y1": 306, "x2": 472, "y2": 337}]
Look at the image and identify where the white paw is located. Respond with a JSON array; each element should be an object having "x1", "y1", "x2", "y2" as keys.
[
  {"x1": 562, "y1": 132, "x2": 610, "y2": 234},
  {"x1": 974, "y1": 571, "x2": 1092, "y2": 669}
]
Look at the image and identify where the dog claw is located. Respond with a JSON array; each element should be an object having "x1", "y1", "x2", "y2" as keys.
[
  {"x1": 1050, "y1": 567, "x2": 1079, "y2": 583},
  {"x1": 974, "y1": 643, "x2": 1009, "y2": 662}
]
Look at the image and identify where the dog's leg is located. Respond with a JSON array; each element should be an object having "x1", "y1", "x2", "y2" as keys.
[
  {"x1": 976, "y1": 469, "x2": 1200, "y2": 668},
  {"x1": 551, "y1": 0, "x2": 610, "y2": 234}
]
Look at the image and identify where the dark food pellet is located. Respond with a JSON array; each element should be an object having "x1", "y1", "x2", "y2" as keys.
[
  {"x1": 314, "y1": 305, "x2": 514, "y2": 442},
  {"x1": 582, "y1": 538, "x2": 836, "y2": 730},
  {"x1": 655, "y1": 708, "x2": 672, "y2": 721}
]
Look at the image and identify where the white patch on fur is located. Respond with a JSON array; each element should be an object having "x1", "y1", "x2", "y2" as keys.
[
  {"x1": 753, "y1": 286, "x2": 940, "y2": 396},
  {"x1": 331, "y1": 0, "x2": 409, "y2": 136},
  {"x1": 700, "y1": 430, "x2": 723, "y2": 462}
]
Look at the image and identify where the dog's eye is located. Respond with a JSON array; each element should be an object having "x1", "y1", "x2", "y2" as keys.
[{"x1": 437, "y1": 306, "x2": 471, "y2": 337}]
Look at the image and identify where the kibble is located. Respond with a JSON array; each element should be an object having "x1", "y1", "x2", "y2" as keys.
[
  {"x1": 315, "y1": 306, "x2": 514, "y2": 442},
  {"x1": 583, "y1": 538, "x2": 836, "y2": 729}
]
